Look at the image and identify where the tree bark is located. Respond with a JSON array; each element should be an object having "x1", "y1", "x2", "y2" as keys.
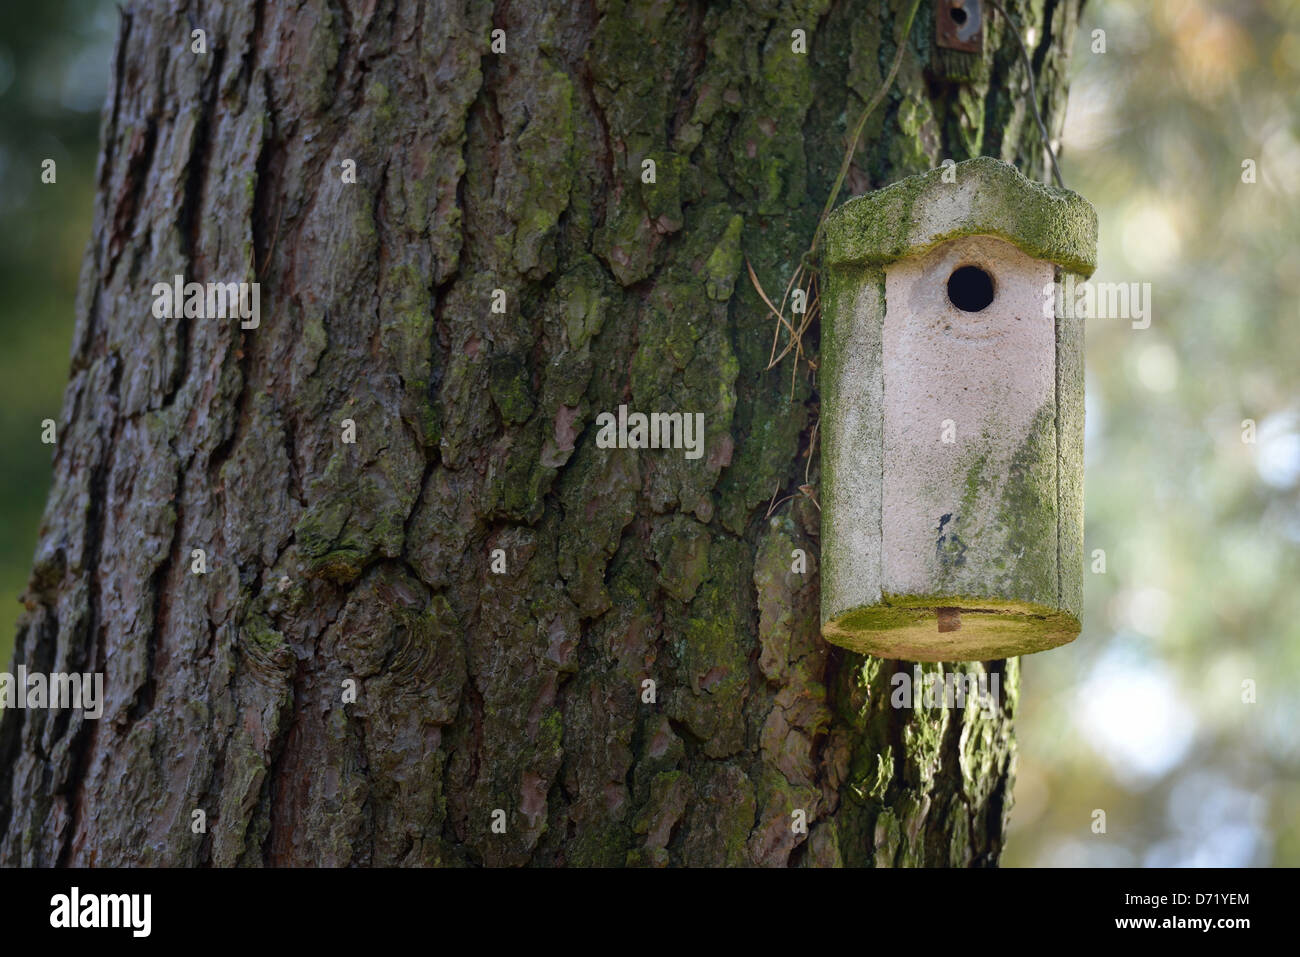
[{"x1": 1, "y1": 0, "x2": 1082, "y2": 866}]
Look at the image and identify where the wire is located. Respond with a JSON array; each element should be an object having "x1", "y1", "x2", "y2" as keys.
[{"x1": 987, "y1": 0, "x2": 1065, "y2": 189}]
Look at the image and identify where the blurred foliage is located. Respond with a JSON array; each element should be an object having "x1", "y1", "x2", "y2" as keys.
[
  {"x1": 0, "y1": 0, "x2": 115, "y2": 665},
  {"x1": 1006, "y1": 0, "x2": 1300, "y2": 865},
  {"x1": 1, "y1": 0, "x2": 1295, "y2": 866}
]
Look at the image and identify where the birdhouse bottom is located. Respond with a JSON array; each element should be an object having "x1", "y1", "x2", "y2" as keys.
[{"x1": 822, "y1": 597, "x2": 1079, "y2": 662}]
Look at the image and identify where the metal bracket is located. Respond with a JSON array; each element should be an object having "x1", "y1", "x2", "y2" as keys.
[{"x1": 936, "y1": 0, "x2": 984, "y2": 53}]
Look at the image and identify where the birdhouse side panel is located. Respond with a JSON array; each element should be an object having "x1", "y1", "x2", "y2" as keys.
[
  {"x1": 1056, "y1": 287, "x2": 1086, "y2": 618},
  {"x1": 819, "y1": 263, "x2": 886, "y2": 625}
]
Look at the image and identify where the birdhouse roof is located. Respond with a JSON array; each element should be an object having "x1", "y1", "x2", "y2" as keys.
[{"x1": 822, "y1": 156, "x2": 1098, "y2": 277}]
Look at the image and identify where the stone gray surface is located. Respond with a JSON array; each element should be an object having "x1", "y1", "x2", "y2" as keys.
[{"x1": 820, "y1": 158, "x2": 1097, "y2": 661}]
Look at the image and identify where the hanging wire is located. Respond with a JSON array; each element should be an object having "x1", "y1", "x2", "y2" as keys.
[{"x1": 986, "y1": 0, "x2": 1065, "y2": 189}]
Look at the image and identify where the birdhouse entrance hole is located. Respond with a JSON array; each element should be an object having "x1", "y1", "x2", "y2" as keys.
[{"x1": 947, "y1": 265, "x2": 994, "y2": 312}]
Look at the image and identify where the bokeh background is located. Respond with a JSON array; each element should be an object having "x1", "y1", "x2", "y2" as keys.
[
  {"x1": 1007, "y1": 0, "x2": 1300, "y2": 866},
  {"x1": 0, "y1": 0, "x2": 115, "y2": 658},
  {"x1": 1, "y1": 0, "x2": 1296, "y2": 865}
]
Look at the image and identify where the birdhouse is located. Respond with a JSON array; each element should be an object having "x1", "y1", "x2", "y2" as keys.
[{"x1": 819, "y1": 157, "x2": 1098, "y2": 662}]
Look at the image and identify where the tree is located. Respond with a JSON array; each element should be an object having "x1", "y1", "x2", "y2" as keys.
[{"x1": 0, "y1": 0, "x2": 1083, "y2": 866}]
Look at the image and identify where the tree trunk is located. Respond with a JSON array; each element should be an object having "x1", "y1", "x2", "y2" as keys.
[{"x1": 1, "y1": 0, "x2": 1082, "y2": 866}]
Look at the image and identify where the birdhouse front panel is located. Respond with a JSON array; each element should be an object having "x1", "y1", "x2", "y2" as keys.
[
  {"x1": 819, "y1": 157, "x2": 1097, "y2": 662},
  {"x1": 881, "y1": 234, "x2": 1057, "y2": 609}
]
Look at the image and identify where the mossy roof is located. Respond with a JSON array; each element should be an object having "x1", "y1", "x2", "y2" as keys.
[{"x1": 822, "y1": 156, "x2": 1098, "y2": 277}]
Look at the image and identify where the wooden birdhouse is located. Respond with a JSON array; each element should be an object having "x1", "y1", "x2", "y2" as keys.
[{"x1": 819, "y1": 157, "x2": 1098, "y2": 662}]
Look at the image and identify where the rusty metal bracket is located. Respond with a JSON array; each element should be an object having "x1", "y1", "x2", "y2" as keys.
[{"x1": 936, "y1": 0, "x2": 984, "y2": 52}]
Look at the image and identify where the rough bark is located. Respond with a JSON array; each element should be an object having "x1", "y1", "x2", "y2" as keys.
[{"x1": 1, "y1": 0, "x2": 1081, "y2": 866}]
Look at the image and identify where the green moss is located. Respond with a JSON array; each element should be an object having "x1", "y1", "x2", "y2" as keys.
[
  {"x1": 512, "y1": 60, "x2": 576, "y2": 275},
  {"x1": 650, "y1": 516, "x2": 711, "y2": 603},
  {"x1": 667, "y1": 540, "x2": 750, "y2": 756},
  {"x1": 294, "y1": 402, "x2": 423, "y2": 580},
  {"x1": 568, "y1": 821, "x2": 633, "y2": 867},
  {"x1": 873, "y1": 809, "x2": 901, "y2": 866},
  {"x1": 951, "y1": 85, "x2": 986, "y2": 158},
  {"x1": 856, "y1": 748, "x2": 894, "y2": 803},
  {"x1": 916, "y1": 403, "x2": 1061, "y2": 607},
  {"x1": 824, "y1": 592, "x2": 1079, "y2": 662},
  {"x1": 889, "y1": 89, "x2": 940, "y2": 172},
  {"x1": 555, "y1": 441, "x2": 639, "y2": 618},
  {"x1": 555, "y1": 256, "x2": 612, "y2": 351},
  {"x1": 537, "y1": 708, "x2": 564, "y2": 755},
  {"x1": 995, "y1": 403, "x2": 1060, "y2": 604},
  {"x1": 822, "y1": 156, "x2": 1097, "y2": 276},
  {"x1": 704, "y1": 214, "x2": 745, "y2": 302},
  {"x1": 482, "y1": 425, "x2": 550, "y2": 522},
  {"x1": 295, "y1": 496, "x2": 351, "y2": 563},
  {"x1": 308, "y1": 548, "x2": 368, "y2": 584},
  {"x1": 587, "y1": 0, "x2": 698, "y2": 285},
  {"x1": 638, "y1": 150, "x2": 686, "y2": 229},
  {"x1": 365, "y1": 78, "x2": 391, "y2": 110},
  {"x1": 488, "y1": 353, "x2": 535, "y2": 425},
  {"x1": 380, "y1": 263, "x2": 439, "y2": 445},
  {"x1": 303, "y1": 5, "x2": 342, "y2": 113},
  {"x1": 242, "y1": 617, "x2": 286, "y2": 654},
  {"x1": 717, "y1": 390, "x2": 808, "y2": 534}
]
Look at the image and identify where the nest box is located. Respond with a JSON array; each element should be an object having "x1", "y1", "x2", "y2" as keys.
[{"x1": 819, "y1": 157, "x2": 1098, "y2": 662}]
